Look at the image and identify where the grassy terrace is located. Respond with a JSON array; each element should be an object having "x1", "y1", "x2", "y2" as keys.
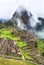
[
  {"x1": 34, "y1": 37, "x2": 44, "y2": 56},
  {"x1": 0, "y1": 29, "x2": 19, "y2": 40},
  {"x1": 0, "y1": 57, "x2": 37, "y2": 65},
  {"x1": 0, "y1": 29, "x2": 27, "y2": 48}
]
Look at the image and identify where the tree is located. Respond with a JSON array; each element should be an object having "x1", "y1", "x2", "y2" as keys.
[
  {"x1": 4, "y1": 20, "x2": 14, "y2": 26},
  {"x1": 42, "y1": 52, "x2": 44, "y2": 56}
]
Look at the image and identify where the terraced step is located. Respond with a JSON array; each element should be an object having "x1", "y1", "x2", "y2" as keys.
[
  {"x1": 0, "y1": 39, "x2": 6, "y2": 51},
  {"x1": 0, "y1": 38, "x2": 22, "y2": 56},
  {"x1": 1, "y1": 39, "x2": 8, "y2": 54}
]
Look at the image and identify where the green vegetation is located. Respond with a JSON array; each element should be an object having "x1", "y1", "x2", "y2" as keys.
[
  {"x1": 21, "y1": 49, "x2": 32, "y2": 60},
  {"x1": 0, "y1": 20, "x2": 14, "y2": 29},
  {"x1": 34, "y1": 37, "x2": 44, "y2": 56},
  {"x1": 0, "y1": 29, "x2": 27, "y2": 47},
  {"x1": 0, "y1": 29, "x2": 31, "y2": 60},
  {"x1": 0, "y1": 22, "x2": 5, "y2": 29},
  {"x1": 0, "y1": 28, "x2": 44, "y2": 65},
  {"x1": 0, "y1": 29, "x2": 19, "y2": 40},
  {"x1": 41, "y1": 52, "x2": 44, "y2": 56},
  {"x1": 16, "y1": 41, "x2": 27, "y2": 47},
  {"x1": 0, "y1": 57, "x2": 36, "y2": 65}
]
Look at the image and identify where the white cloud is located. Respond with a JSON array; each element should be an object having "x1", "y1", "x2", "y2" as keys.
[{"x1": 0, "y1": 0, "x2": 44, "y2": 19}]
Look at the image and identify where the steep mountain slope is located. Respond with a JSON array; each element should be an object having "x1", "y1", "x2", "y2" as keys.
[{"x1": 11, "y1": 6, "x2": 39, "y2": 30}]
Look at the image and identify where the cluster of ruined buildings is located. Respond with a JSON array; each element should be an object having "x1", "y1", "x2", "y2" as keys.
[{"x1": 0, "y1": 27, "x2": 36, "y2": 57}]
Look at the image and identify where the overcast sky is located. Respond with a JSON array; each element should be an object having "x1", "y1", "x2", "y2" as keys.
[{"x1": 0, "y1": 0, "x2": 44, "y2": 19}]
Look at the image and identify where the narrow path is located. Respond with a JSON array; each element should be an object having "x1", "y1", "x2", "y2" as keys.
[
  {"x1": 0, "y1": 55, "x2": 38, "y2": 65},
  {"x1": 22, "y1": 55, "x2": 25, "y2": 61},
  {"x1": 5, "y1": 56, "x2": 42, "y2": 65}
]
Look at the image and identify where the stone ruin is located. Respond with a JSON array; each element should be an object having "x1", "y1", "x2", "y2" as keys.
[{"x1": 0, "y1": 38, "x2": 21, "y2": 56}]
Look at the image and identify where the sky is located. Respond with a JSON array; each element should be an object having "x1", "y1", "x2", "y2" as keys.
[{"x1": 0, "y1": 0, "x2": 44, "y2": 19}]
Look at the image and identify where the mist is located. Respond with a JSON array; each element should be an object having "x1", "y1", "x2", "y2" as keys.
[{"x1": 0, "y1": 0, "x2": 44, "y2": 19}]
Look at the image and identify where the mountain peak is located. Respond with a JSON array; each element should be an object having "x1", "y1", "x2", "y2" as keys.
[{"x1": 12, "y1": 6, "x2": 33, "y2": 30}]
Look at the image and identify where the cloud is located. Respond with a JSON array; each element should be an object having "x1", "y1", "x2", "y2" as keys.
[{"x1": 0, "y1": 0, "x2": 44, "y2": 19}]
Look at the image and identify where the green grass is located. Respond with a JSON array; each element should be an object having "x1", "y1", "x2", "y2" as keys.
[
  {"x1": 0, "y1": 57, "x2": 37, "y2": 65},
  {"x1": 21, "y1": 49, "x2": 32, "y2": 60},
  {"x1": 34, "y1": 37, "x2": 44, "y2": 55},
  {"x1": 0, "y1": 29, "x2": 19, "y2": 40},
  {"x1": 0, "y1": 29, "x2": 27, "y2": 47},
  {"x1": 16, "y1": 41, "x2": 27, "y2": 47}
]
